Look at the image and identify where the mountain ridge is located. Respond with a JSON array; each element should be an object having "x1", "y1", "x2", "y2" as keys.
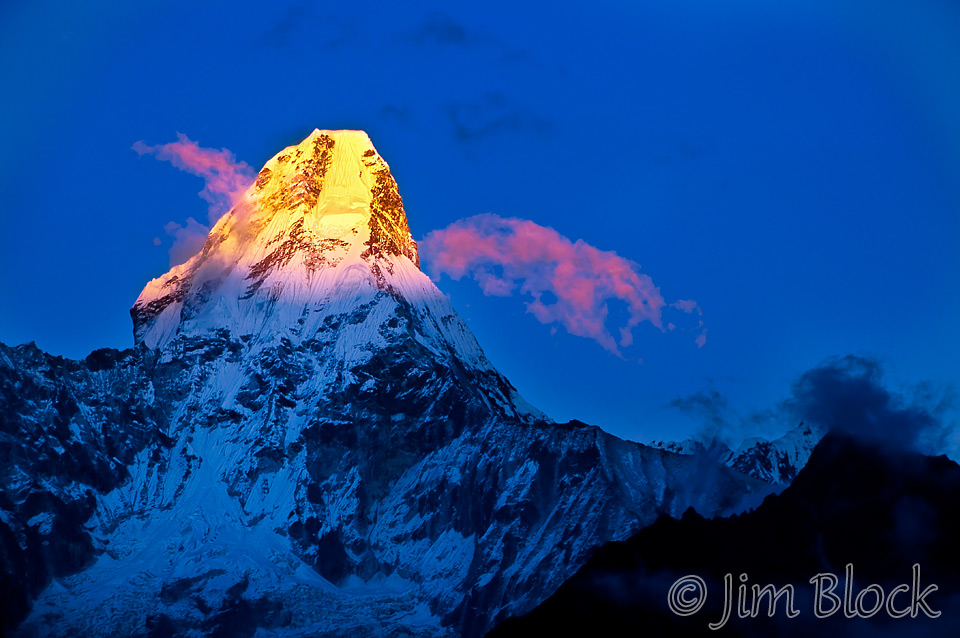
[
  {"x1": 1, "y1": 131, "x2": 813, "y2": 637},
  {"x1": 489, "y1": 431, "x2": 960, "y2": 636}
]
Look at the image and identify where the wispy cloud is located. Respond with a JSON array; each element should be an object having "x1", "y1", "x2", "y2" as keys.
[
  {"x1": 133, "y1": 133, "x2": 255, "y2": 265},
  {"x1": 255, "y1": 2, "x2": 353, "y2": 51},
  {"x1": 420, "y1": 213, "x2": 705, "y2": 355},
  {"x1": 379, "y1": 104, "x2": 410, "y2": 122},
  {"x1": 667, "y1": 389, "x2": 731, "y2": 437},
  {"x1": 447, "y1": 93, "x2": 551, "y2": 142},
  {"x1": 672, "y1": 299, "x2": 706, "y2": 347},
  {"x1": 409, "y1": 12, "x2": 470, "y2": 46},
  {"x1": 133, "y1": 133, "x2": 255, "y2": 223},
  {"x1": 162, "y1": 218, "x2": 209, "y2": 267}
]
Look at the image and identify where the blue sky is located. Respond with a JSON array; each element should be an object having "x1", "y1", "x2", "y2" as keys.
[{"x1": 1, "y1": 0, "x2": 957, "y2": 443}]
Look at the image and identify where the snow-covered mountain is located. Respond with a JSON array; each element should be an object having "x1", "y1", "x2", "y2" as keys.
[
  {"x1": 650, "y1": 422, "x2": 824, "y2": 485},
  {"x1": 491, "y1": 430, "x2": 960, "y2": 637},
  {"x1": 1, "y1": 130, "x2": 811, "y2": 637},
  {"x1": 725, "y1": 423, "x2": 823, "y2": 484}
]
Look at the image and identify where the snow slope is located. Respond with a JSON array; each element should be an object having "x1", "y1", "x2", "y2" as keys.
[{"x1": 0, "y1": 131, "x2": 811, "y2": 638}]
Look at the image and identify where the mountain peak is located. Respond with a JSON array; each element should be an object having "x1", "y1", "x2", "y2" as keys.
[
  {"x1": 251, "y1": 128, "x2": 418, "y2": 267},
  {"x1": 131, "y1": 130, "x2": 424, "y2": 349}
]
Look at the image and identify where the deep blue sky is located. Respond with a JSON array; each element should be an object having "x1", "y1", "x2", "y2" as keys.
[{"x1": 1, "y1": 0, "x2": 958, "y2": 443}]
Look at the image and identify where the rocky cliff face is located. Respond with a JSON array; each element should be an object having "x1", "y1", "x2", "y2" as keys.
[
  {"x1": 490, "y1": 432, "x2": 960, "y2": 637},
  {"x1": 1, "y1": 131, "x2": 809, "y2": 637},
  {"x1": 651, "y1": 423, "x2": 824, "y2": 486}
]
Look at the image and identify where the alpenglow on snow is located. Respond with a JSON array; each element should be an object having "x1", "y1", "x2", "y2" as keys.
[{"x1": 0, "y1": 130, "x2": 812, "y2": 638}]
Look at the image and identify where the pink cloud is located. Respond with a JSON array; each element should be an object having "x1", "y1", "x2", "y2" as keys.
[
  {"x1": 672, "y1": 299, "x2": 708, "y2": 347},
  {"x1": 133, "y1": 133, "x2": 255, "y2": 223},
  {"x1": 672, "y1": 299, "x2": 700, "y2": 314},
  {"x1": 421, "y1": 214, "x2": 705, "y2": 355},
  {"x1": 163, "y1": 217, "x2": 209, "y2": 267},
  {"x1": 134, "y1": 133, "x2": 255, "y2": 265}
]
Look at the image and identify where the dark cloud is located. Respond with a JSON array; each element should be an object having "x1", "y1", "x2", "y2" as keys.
[
  {"x1": 407, "y1": 12, "x2": 544, "y2": 80},
  {"x1": 447, "y1": 93, "x2": 551, "y2": 142},
  {"x1": 379, "y1": 105, "x2": 409, "y2": 122},
  {"x1": 786, "y1": 354, "x2": 956, "y2": 454},
  {"x1": 256, "y1": 3, "x2": 353, "y2": 51},
  {"x1": 666, "y1": 355, "x2": 957, "y2": 457},
  {"x1": 666, "y1": 389, "x2": 730, "y2": 436},
  {"x1": 409, "y1": 12, "x2": 469, "y2": 46}
]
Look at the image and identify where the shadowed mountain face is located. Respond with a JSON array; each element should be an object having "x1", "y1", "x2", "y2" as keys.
[
  {"x1": 489, "y1": 432, "x2": 960, "y2": 637},
  {"x1": 0, "y1": 131, "x2": 802, "y2": 638}
]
